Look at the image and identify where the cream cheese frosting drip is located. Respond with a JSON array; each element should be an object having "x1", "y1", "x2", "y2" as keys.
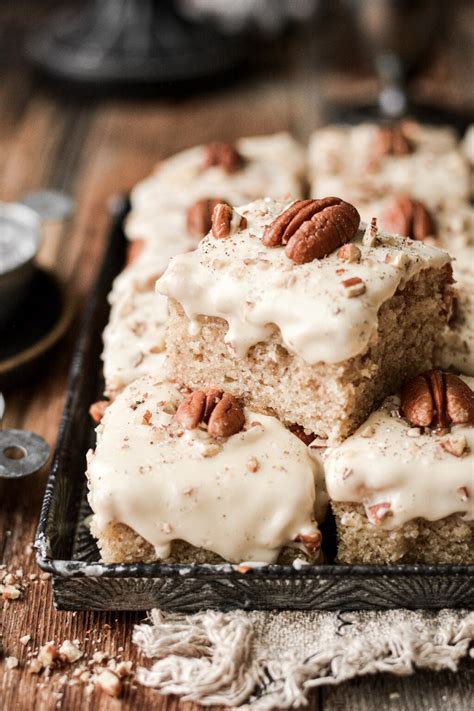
[
  {"x1": 87, "y1": 377, "x2": 324, "y2": 564},
  {"x1": 156, "y1": 198, "x2": 451, "y2": 365},
  {"x1": 321, "y1": 377, "x2": 474, "y2": 529}
]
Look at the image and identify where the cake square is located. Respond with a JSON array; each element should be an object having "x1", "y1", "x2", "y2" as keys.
[
  {"x1": 87, "y1": 376, "x2": 326, "y2": 565},
  {"x1": 322, "y1": 373, "x2": 474, "y2": 564},
  {"x1": 157, "y1": 197, "x2": 453, "y2": 442}
]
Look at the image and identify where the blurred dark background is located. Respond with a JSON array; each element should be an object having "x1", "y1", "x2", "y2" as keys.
[{"x1": 0, "y1": 0, "x2": 472, "y2": 121}]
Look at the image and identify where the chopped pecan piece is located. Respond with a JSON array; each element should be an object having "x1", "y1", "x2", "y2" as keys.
[
  {"x1": 294, "y1": 530, "x2": 322, "y2": 555},
  {"x1": 341, "y1": 276, "x2": 366, "y2": 297},
  {"x1": 382, "y1": 196, "x2": 436, "y2": 241},
  {"x1": 236, "y1": 565, "x2": 251, "y2": 574},
  {"x1": 174, "y1": 389, "x2": 245, "y2": 438},
  {"x1": 401, "y1": 370, "x2": 474, "y2": 430},
  {"x1": 126, "y1": 239, "x2": 145, "y2": 265},
  {"x1": 338, "y1": 243, "x2": 361, "y2": 263},
  {"x1": 186, "y1": 198, "x2": 225, "y2": 238},
  {"x1": 211, "y1": 202, "x2": 247, "y2": 239},
  {"x1": 89, "y1": 400, "x2": 110, "y2": 424},
  {"x1": 202, "y1": 142, "x2": 244, "y2": 173},
  {"x1": 363, "y1": 217, "x2": 379, "y2": 247},
  {"x1": 142, "y1": 410, "x2": 152, "y2": 425},
  {"x1": 441, "y1": 436, "x2": 468, "y2": 457},
  {"x1": 263, "y1": 198, "x2": 360, "y2": 264},
  {"x1": 372, "y1": 124, "x2": 414, "y2": 160},
  {"x1": 367, "y1": 502, "x2": 392, "y2": 525}
]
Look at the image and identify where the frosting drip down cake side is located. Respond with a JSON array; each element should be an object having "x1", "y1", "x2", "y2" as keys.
[{"x1": 157, "y1": 197, "x2": 453, "y2": 442}]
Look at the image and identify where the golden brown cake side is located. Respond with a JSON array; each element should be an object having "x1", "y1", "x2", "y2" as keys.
[
  {"x1": 331, "y1": 503, "x2": 474, "y2": 565},
  {"x1": 91, "y1": 521, "x2": 319, "y2": 566}
]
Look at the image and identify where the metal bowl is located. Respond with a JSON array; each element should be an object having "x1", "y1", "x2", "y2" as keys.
[{"x1": 0, "y1": 202, "x2": 41, "y2": 328}]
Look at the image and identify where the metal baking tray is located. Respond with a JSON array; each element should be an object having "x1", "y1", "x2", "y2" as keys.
[{"x1": 35, "y1": 200, "x2": 474, "y2": 611}]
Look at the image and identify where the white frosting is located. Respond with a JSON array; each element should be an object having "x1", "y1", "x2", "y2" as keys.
[
  {"x1": 125, "y1": 204, "x2": 200, "y2": 246},
  {"x1": 309, "y1": 123, "x2": 470, "y2": 208},
  {"x1": 108, "y1": 246, "x2": 171, "y2": 306},
  {"x1": 128, "y1": 132, "x2": 306, "y2": 229},
  {"x1": 322, "y1": 378, "x2": 474, "y2": 528},
  {"x1": 157, "y1": 197, "x2": 451, "y2": 365},
  {"x1": 102, "y1": 289, "x2": 169, "y2": 395},
  {"x1": 87, "y1": 377, "x2": 324, "y2": 564},
  {"x1": 103, "y1": 236, "x2": 198, "y2": 394}
]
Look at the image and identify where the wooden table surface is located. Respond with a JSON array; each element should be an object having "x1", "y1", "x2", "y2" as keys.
[{"x1": 1, "y1": 4, "x2": 473, "y2": 709}]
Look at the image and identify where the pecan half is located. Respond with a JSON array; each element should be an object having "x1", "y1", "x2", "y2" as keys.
[
  {"x1": 208, "y1": 393, "x2": 245, "y2": 437},
  {"x1": 174, "y1": 389, "x2": 245, "y2": 438},
  {"x1": 211, "y1": 202, "x2": 247, "y2": 239},
  {"x1": 372, "y1": 124, "x2": 413, "y2": 160},
  {"x1": 263, "y1": 198, "x2": 360, "y2": 264},
  {"x1": 186, "y1": 198, "x2": 225, "y2": 238},
  {"x1": 382, "y1": 196, "x2": 436, "y2": 241},
  {"x1": 401, "y1": 370, "x2": 474, "y2": 430},
  {"x1": 175, "y1": 390, "x2": 207, "y2": 430},
  {"x1": 202, "y1": 142, "x2": 244, "y2": 173}
]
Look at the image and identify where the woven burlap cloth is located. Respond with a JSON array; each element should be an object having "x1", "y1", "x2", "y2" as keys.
[{"x1": 133, "y1": 608, "x2": 474, "y2": 709}]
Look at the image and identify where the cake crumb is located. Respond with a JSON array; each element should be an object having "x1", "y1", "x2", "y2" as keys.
[
  {"x1": 95, "y1": 669, "x2": 123, "y2": 697},
  {"x1": 1, "y1": 584, "x2": 21, "y2": 600},
  {"x1": 59, "y1": 640, "x2": 83, "y2": 664}
]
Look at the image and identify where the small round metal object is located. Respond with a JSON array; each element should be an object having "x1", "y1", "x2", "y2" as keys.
[
  {"x1": 20, "y1": 190, "x2": 74, "y2": 221},
  {"x1": 0, "y1": 429, "x2": 50, "y2": 478}
]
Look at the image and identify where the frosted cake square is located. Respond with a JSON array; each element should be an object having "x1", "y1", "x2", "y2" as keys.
[
  {"x1": 322, "y1": 371, "x2": 474, "y2": 564},
  {"x1": 157, "y1": 197, "x2": 453, "y2": 442},
  {"x1": 87, "y1": 376, "x2": 326, "y2": 565}
]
